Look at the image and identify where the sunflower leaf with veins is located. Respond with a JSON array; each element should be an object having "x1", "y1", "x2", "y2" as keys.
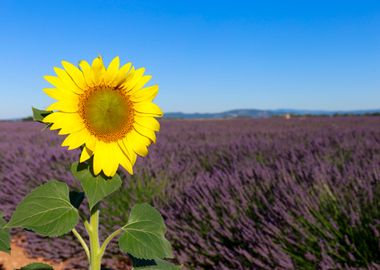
[
  {"x1": 119, "y1": 203, "x2": 173, "y2": 260},
  {"x1": 5, "y1": 181, "x2": 79, "y2": 237},
  {"x1": 0, "y1": 212, "x2": 10, "y2": 253},
  {"x1": 71, "y1": 162, "x2": 122, "y2": 210}
]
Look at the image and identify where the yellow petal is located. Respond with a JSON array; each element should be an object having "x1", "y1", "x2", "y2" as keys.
[
  {"x1": 119, "y1": 62, "x2": 132, "y2": 74},
  {"x1": 61, "y1": 60, "x2": 87, "y2": 90},
  {"x1": 112, "y1": 62, "x2": 132, "y2": 87},
  {"x1": 91, "y1": 56, "x2": 105, "y2": 84},
  {"x1": 46, "y1": 99, "x2": 79, "y2": 112},
  {"x1": 119, "y1": 158, "x2": 133, "y2": 174},
  {"x1": 43, "y1": 88, "x2": 78, "y2": 102},
  {"x1": 79, "y1": 60, "x2": 96, "y2": 87},
  {"x1": 129, "y1": 85, "x2": 159, "y2": 102},
  {"x1": 93, "y1": 141, "x2": 119, "y2": 176},
  {"x1": 44, "y1": 75, "x2": 76, "y2": 94},
  {"x1": 84, "y1": 130, "x2": 97, "y2": 151},
  {"x1": 117, "y1": 139, "x2": 136, "y2": 164},
  {"x1": 93, "y1": 141, "x2": 107, "y2": 175},
  {"x1": 54, "y1": 67, "x2": 83, "y2": 94},
  {"x1": 134, "y1": 102, "x2": 163, "y2": 117},
  {"x1": 123, "y1": 67, "x2": 145, "y2": 91},
  {"x1": 43, "y1": 112, "x2": 84, "y2": 134},
  {"x1": 131, "y1": 129, "x2": 151, "y2": 146},
  {"x1": 133, "y1": 123, "x2": 156, "y2": 143},
  {"x1": 125, "y1": 130, "x2": 150, "y2": 157},
  {"x1": 128, "y1": 75, "x2": 152, "y2": 95},
  {"x1": 61, "y1": 129, "x2": 88, "y2": 150},
  {"x1": 80, "y1": 147, "x2": 93, "y2": 162},
  {"x1": 104, "y1": 56, "x2": 120, "y2": 84},
  {"x1": 134, "y1": 116, "x2": 160, "y2": 131},
  {"x1": 115, "y1": 145, "x2": 134, "y2": 174}
]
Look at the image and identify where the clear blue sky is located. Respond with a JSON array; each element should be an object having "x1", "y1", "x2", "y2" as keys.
[{"x1": 0, "y1": 0, "x2": 379, "y2": 119}]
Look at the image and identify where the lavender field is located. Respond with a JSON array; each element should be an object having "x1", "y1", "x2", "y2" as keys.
[{"x1": 1, "y1": 117, "x2": 380, "y2": 269}]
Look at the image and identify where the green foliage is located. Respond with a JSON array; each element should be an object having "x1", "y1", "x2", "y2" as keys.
[
  {"x1": 119, "y1": 203, "x2": 173, "y2": 260},
  {"x1": 280, "y1": 182, "x2": 380, "y2": 268},
  {"x1": 31, "y1": 107, "x2": 52, "y2": 122},
  {"x1": 6, "y1": 181, "x2": 79, "y2": 237},
  {"x1": 125, "y1": 173, "x2": 168, "y2": 204},
  {"x1": 130, "y1": 254, "x2": 180, "y2": 270},
  {"x1": 19, "y1": 263, "x2": 53, "y2": 270},
  {"x1": 324, "y1": 146, "x2": 353, "y2": 173},
  {"x1": 0, "y1": 213, "x2": 10, "y2": 253},
  {"x1": 71, "y1": 162, "x2": 122, "y2": 210}
]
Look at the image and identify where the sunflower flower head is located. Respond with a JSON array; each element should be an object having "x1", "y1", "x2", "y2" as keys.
[{"x1": 42, "y1": 56, "x2": 162, "y2": 177}]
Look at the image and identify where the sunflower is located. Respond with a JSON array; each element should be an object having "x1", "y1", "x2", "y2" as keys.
[{"x1": 42, "y1": 56, "x2": 162, "y2": 177}]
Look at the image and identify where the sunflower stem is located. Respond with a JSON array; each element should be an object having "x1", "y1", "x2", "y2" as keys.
[
  {"x1": 99, "y1": 226, "x2": 124, "y2": 259},
  {"x1": 87, "y1": 203, "x2": 102, "y2": 270},
  {"x1": 72, "y1": 228, "x2": 90, "y2": 262}
]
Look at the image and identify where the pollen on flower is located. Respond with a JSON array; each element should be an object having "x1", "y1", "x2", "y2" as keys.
[{"x1": 79, "y1": 86, "x2": 134, "y2": 142}]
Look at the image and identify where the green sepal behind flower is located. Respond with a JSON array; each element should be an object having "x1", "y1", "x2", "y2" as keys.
[{"x1": 32, "y1": 107, "x2": 52, "y2": 122}]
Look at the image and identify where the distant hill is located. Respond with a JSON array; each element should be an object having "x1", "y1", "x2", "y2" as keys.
[
  {"x1": 164, "y1": 109, "x2": 380, "y2": 119},
  {"x1": 2, "y1": 108, "x2": 380, "y2": 122}
]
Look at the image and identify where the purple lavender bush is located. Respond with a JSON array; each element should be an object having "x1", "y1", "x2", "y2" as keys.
[{"x1": 1, "y1": 117, "x2": 380, "y2": 269}]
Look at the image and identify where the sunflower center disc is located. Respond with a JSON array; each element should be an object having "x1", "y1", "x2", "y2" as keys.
[{"x1": 80, "y1": 88, "x2": 133, "y2": 142}]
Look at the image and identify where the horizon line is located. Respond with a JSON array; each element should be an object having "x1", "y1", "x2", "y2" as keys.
[{"x1": 2, "y1": 107, "x2": 380, "y2": 121}]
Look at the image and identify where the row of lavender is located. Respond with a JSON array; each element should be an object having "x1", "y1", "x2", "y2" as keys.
[{"x1": 0, "y1": 117, "x2": 380, "y2": 269}]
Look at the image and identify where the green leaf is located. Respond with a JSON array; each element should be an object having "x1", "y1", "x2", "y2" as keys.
[
  {"x1": 129, "y1": 254, "x2": 180, "y2": 269},
  {"x1": 19, "y1": 263, "x2": 53, "y2": 270},
  {"x1": 119, "y1": 203, "x2": 173, "y2": 260},
  {"x1": 0, "y1": 212, "x2": 10, "y2": 253},
  {"x1": 133, "y1": 259, "x2": 180, "y2": 270},
  {"x1": 71, "y1": 162, "x2": 122, "y2": 210},
  {"x1": 32, "y1": 107, "x2": 52, "y2": 122},
  {"x1": 6, "y1": 180, "x2": 79, "y2": 237}
]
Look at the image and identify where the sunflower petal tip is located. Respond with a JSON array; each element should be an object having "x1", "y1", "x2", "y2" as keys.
[
  {"x1": 53, "y1": 66, "x2": 61, "y2": 73},
  {"x1": 102, "y1": 169, "x2": 112, "y2": 178},
  {"x1": 61, "y1": 60, "x2": 72, "y2": 68},
  {"x1": 79, "y1": 59, "x2": 87, "y2": 65},
  {"x1": 93, "y1": 167, "x2": 100, "y2": 176},
  {"x1": 61, "y1": 141, "x2": 68, "y2": 148}
]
